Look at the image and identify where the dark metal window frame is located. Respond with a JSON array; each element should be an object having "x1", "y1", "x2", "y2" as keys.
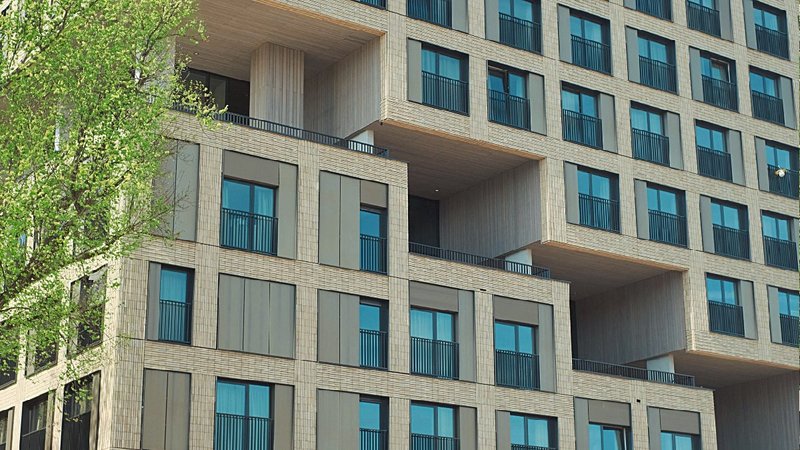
[
  {"x1": 494, "y1": 320, "x2": 536, "y2": 354},
  {"x1": 569, "y1": 10, "x2": 610, "y2": 45},
  {"x1": 710, "y1": 198, "x2": 747, "y2": 231},
  {"x1": 157, "y1": 264, "x2": 195, "y2": 345},
  {"x1": 510, "y1": 413, "x2": 558, "y2": 449},
  {"x1": 646, "y1": 182, "x2": 686, "y2": 216},
  {"x1": 589, "y1": 422, "x2": 631, "y2": 450},
  {"x1": 630, "y1": 103, "x2": 665, "y2": 135},
  {"x1": 421, "y1": 44, "x2": 468, "y2": 83},
  {"x1": 705, "y1": 273, "x2": 739, "y2": 306},
  {"x1": 410, "y1": 402, "x2": 458, "y2": 439},
  {"x1": 561, "y1": 84, "x2": 599, "y2": 118},
  {"x1": 410, "y1": 307, "x2": 456, "y2": 343}
]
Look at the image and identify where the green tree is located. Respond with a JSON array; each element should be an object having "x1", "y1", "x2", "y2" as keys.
[{"x1": 0, "y1": 0, "x2": 209, "y2": 378}]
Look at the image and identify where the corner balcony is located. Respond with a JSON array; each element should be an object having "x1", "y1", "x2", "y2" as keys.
[
  {"x1": 572, "y1": 358, "x2": 696, "y2": 387},
  {"x1": 409, "y1": 243, "x2": 550, "y2": 279},
  {"x1": 499, "y1": 13, "x2": 541, "y2": 53},
  {"x1": 751, "y1": 91, "x2": 785, "y2": 125},
  {"x1": 686, "y1": 1, "x2": 720, "y2": 37},
  {"x1": 755, "y1": 25, "x2": 789, "y2": 59}
]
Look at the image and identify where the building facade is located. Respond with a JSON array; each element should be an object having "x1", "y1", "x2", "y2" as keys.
[{"x1": 0, "y1": 0, "x2": 798, "y2": 449}]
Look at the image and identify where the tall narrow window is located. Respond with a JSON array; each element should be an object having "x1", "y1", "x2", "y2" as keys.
[
  {"x1": 706, "y1": 274, "x2": 744, "y2": 337},
  {"x1": 360, "y1": 301, "x2": 388, "y2": 369},
  {"x1": 577, "y1": 168, "x2": 620, "y2": 232},
  {"x1": 410, "y1": 308, "x2": 458, "y2": 379},
  {"x1": 72, "y1": 268, "x2": 106, "y2": 352},
  {"x1": 498, "y1": 0, "x2": 541, "y2": 53},
  {"x1": 695, "y1": 123, "x2": 732, "y2": 182},
  {"x1": 699, "y1": 54, "x2": 737, "y2": 111},
  {"x1": 494, "y1": 321, "x2": 538, "y2": 389},
  {"x1": 631, "y1": 105, "x2": 669, "y2": 165},
  {"x1": 561, "y1": 87, "x2": 602, "y2": 148},
  {"x1": 61, "y1": 375, "x2": 98, "y2": 450},
  {"x1": 637, "y1": 35, "x2": 676, "y2": 92},
  {"x1": 0, "y1": 409, "x2": 8, "y2": 450},
  {"x1": 647, "y1": 184, "x2": 687, "y2": 247},
  {"x1": 686, "y1": 0, "x2": 721, "y2": 37},
  {"x1": 215, "y1": 380, "x2": 272, "y2": 450},
  {"x1": 761, "y1": 212, "x2": 797, "y2": 270},
  {"x1": 360, "y1": 397, "x2": 388, "y2": 450},
  {"x1": 410, "y1": 403, "x2": 457, "y2": 450},
  {"x1": 753, "y1": 2, "x2": 788, "y2": 58},
  {"x1": 569, "y1": 13, "x2": 611, "y2": 74},
  {"x1": 750, "y1": 69, "x2": 784, "y2": 125},
  {"x1": 488, "y1": 65, "x2": 530, "y2": 130},
  {"x1": 777, "y1": 289, "x2": 799, "y2": 346},
  {"x1": 421, "y1": 46, "x2": 468, "y2": 114},
  {"x1": 21, "y1": 394, "x2": 48, "y2": 450},
  {"x1": 710, "y1": 200, "x2": 749, "y2": 260},
  {"x1": 360, "y1": 208, "x2": 387, "y2": 274},
  {"x1": 158, "y1": 266, "x2": 193, "y2": 344},
  {"x1": 221, "y1": 179, "x2": 277, "y2": 255}
]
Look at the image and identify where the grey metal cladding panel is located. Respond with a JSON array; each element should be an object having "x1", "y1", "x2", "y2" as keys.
[
  {"x1": 218, "y1": 274, "x2": 245, "y2": 351},
  {"x1": 244, "y1": 278, "x2": 271, "y2": 355},
  {"x1": 340, "y1": 391, "x2": 360, "y2": 450},
  {"x1": 742, "y1": 0, "x2": 756, "y2": 48},
  {"x1": 529, "y1": 73, "x2": 546, "y2": 135},
  {"x1": 496, "y1": 410, "x2": 511, "y2": 450},
  {"x1": 718, "y1": 0, "x2": 733, "y2": 40},
  {"x1": 598, "y1": 93, "x2": 618, "y2": 152},
  {"x1": 588, "y1": 399, "x2": 631, "y2": 427},
  {"x1": 319, "y1": 172, "x2": 341, "y2": 266},
  {"x1": 647, "y1": 407, "x2": 662, "y2": 450},
  {"x1": 659, "y1": 409, "x2": 700, "y2": 435},
  {"x1": 317, "y1": 390, "x2": 340, "y2": 450},
  {"x1": 154, "y1": 148, "x2": 176, "y2": 237},
  {"x1": 165, "y1": 372, "x2": 191, "y2": 450},
  {"x1": 779, "y1": 76, "x2": 797, "y2": 130},
  {"x1": 409, "y1": 281, "x2": 460, "y2": 312},
  {"x1": 485, "y1": 0, "x2": 500, "y2": 41},
  {"x1": 626, "y1": 27, "x2": 640, "y2": 83},
  {"x1": 574, "y1": 398, "x2": 590, "y2": 450},
  {"x1": 141, "y1": 369, "x2": 168, "y2": 450},
  {"x1": 277, "y1": 163, "x2": 298, "y2": 259},
  {"x1": 146, "y1": 263, "x2": 161, "y2": 340},
  {"x1": 173, "y1": 142, "x2": 199, "y2": 241},
  {"x1": 339, "y1": 175, "x2": 360, "y2": 270},
  {"x1": 767, "y1": 285, "x2": 781, "y2": 343},
  {"x1": 458, "y1": 290, "x2": 477, "y2": 382},
  {"x1": 728, "y1": 130, "x2": 745, "y2": 185},
  {"x1": 360, "y1": 180, "x2": 388, "y2": 209},
  {"x1": 493, "y1": 296, "x2": 539, "y2": 325},
  {"x1": 754, "y1": 138, "x2": 769, "y2": 191},
  {"x1": 222, "y1": 150, "x2": 280, "y2": 186},
  {"x1": 689, "y1": 48, "x2": 703, "y2": 101},
  {"x1": 634, "y1": 180, "x2": 650, "y2": 240},
  {"x1": 407, "y1": 40, "x2": 423, "y2": 103},
  {"x1": 665, "y1": 112, "x2": 683, "y2": 169},
  {"x1": 273, "y1": 384, "x2": 294, "y2": 450},
  {"x1": 564, "y1": 162, "x2": 579, "y2": 224},
  {"x1": 740, "y1": 280, "x2": 757, "y2": 339},
  {"x1": 452, "y1": 0, "x2": 468, "y2": 32},
  {"x1": 269, "y1": 282, "x2": 296, "y2": 358},
  {"x1": 557, "y1": 5, "x2": 572, "y2": 62},
  {"x1": 318, "y1": 291, "x2": 341, "y2": 364},
  {"x1": 89, "y1": 373, "x2": 101, "y2": 450},
  {"x1": 699, "y1": 196, "x2": 715, "y2": 253},
  {"x1": 339, "y1": 293, "x2": 360, "y2": 366},
  {"x1": 537, "y1": 303, "x2": 555, "y2": 392},
  {"x1": 458, "y1": 406, "x2": 477, "y2": 450}
]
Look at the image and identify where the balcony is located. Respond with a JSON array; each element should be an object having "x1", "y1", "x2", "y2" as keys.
[
  {"x1": 172, "y1": 105, "x2": 389, "y2": 158},
  {"x1": 361, "y1": 428, "x2": 388, "y2": 450},
  {"x1": 20, "y1": 429, "x2": 46, "y2": 450},
  {"x1": 755, "y1": 25, "x2": 789, "y2": 59},
  {"x1": 489, "y1": 90, "x2": 531, "y2": 130},
  {"x1": 499, "y1": 13, "x2": 542, "y2": 53},
  {"x1": 649, "y1": 210, "x2": 688, "y2": 247},
  {"x1": 410, "y1": 336, "x2": 459, "y2": 379},
  {"x1": 495, "y1": 350, "x2": 539, "y2": 390},
  {"x1": 411, "y1": 434, "x2": 459, "y2": 450},
  {"x1": 701, "y1": 76, "x2": 737, "y2": 111},
  {"x1": 639, "y1": 57, "x2": 677, "y2": 93},
  {"x1": 409, "y1": 242, "x2": 551, "y2": 279},
  {"x1": 635, "y1": 0, "x2": 672, "y2": 20},
  {"x1": 696, "y1": 146, "x2": 732, "y2": 182},
  {"x1": 562, "y1": 110, "x2": 603, "y2": 149},
  {"x1": 360, "y1": 328, "x2": 388, "y2": 369},
  {"x1": 158, "y1": 299, "x2": 191, "y2": 344},
  {"x1": 767, "y1": 165, "x2": 799, "y2": 198},
  {"x1": 360, "y1": 234, "x2": 387, "y2": 274},
  {"x1": 763, "y1": 236, "x2": 798, "y2": 270},
  {"x1": 779, "y1": 314, "x2": 799, "y2": 346},
  {"x1": 708, "y1": 301, "x2": 745, "y2": 337},
  {"x1": 686, "y1": 1, "x2": 720, "y2": 37},
  {"x1": 408, "y1": 0, "x2": 452, "y2": 28},
  {"x1": 578, "y1": 194, "x2": 620, "y2": 233},
  {"x1": 356, "y1": 0, "x2": 386, "y2": 8},
  {"x1": 220, "y1": 208, "x2": 278, "y2": 255},
  {"x1": 572, "y1": 358, "x2": 696, "y2": 387},
  {"x1": 751, "y1": 91, "x2": 785, "y2": 125},
  {"x1": 632, "y1": 129, "x2": 670, "y2": 166},
  {"x1": 713, "y1": 224, "x2": 750, "y2": 260},
  {"x1": 422, "y1": 71, "x2": 469, "y2": 115},
  {"x1": 571, "y1": 35, "x2": 612, "y2": 74},
  {"x1": 215, "y1": 413, "x2": 273, "y2": 450}
]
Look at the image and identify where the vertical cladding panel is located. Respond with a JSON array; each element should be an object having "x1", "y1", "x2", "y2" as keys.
[
  {"x1": 339, "y1": 293, "x2": 361, "y2": 366},
  {"x1": 626, "y1": 27, "x2": 640, "y2": 83},
  {"x1": 173, "y1": 142, "x2": 199, "y2": 241},
  {"x1": 634, "y1": 180, "x2": 650, "y2": 240},
  {"x1": 269, "y1": 283, "x2": 296, "y2": 358},
  {"x1": 739, "y1": 280, "x2": 757, "y2": 339},
  {"x1": 217, "y1": 274, "x2": 245, "y2": 351},
  {"x1": 485, "y1": 0, "x2": 500, "y2": 41},
  {"x1": 718, "y1": 0, "x2": 733, "y2": 40},
  {"x1": 340, "y1": 392, "x2": 360, "y2": 450},
  {"x1": 458, "y1": 290, "x2": 477, "y2": 382},
  {"x1": 458, "y1": 406, "x2": 477, "y2": 450},
  {"x1": 339, "y1": 175, "x2": 361, "y2": 270},
  {"x1": 165, "y1": 372, "x2": 191, "y2": 450},
  {"x1": 754, "y1": 138, "x2": 769, "y2": 191},
  {"x1": 779, "y1": 76, "x2": 797, "y2": 129},
  {"x1": 317, "y1": 390, "x2": 340, "y2": 450},
  {"x1": 728, "y1": 130, "x2": 745, "y2": 186},
  {"x1": 564, "y1": 162, "x2": 579, "y2": 225},
  {"x1": 742, "y1": 0, "x2": 756, "y2": 48},
  {"x1": 141, "y1": 370, "x2": 168, "y2": 450},
  {"x1": 146, "y1": 263, "x2": 161, "y2": 340},
  {"x1": 665, "y1": 112, "x2": 684, "y2": 169},
  {"x1": 452, "y1": 0, "x2": 469, "y2": 32},
  {"x1": 557, "y1": 5, "x2": 572, "y2": 62},
  {"x1": 529, "y1": 73, "x2": 547, "y2": 135},
  {"x1": 496, "y1": 410, "x2": 511, "y2": 450},
  {"x1": 538, "y1": 303, "x2": 556, "y2": 392},
  {"x1": 766, "y1": 286, "x2": 782, "y2": 344},
  {"x1": 647, "y1": 407, "x2": 662, "y2": 450},
  {"x1": 688, "y1": 48, "x2": 703, "y2": 101},
  {"x1": 574, "y1": 398, "x2": 589, "y2": 450},
  {"x1": 154, "y1": 149, "x2": 177, "y2": 237},
  {"x1": 277, "y1": 163, "x2": 298, "y2": 259},
  {"x1": 244, "y1": 279, "x2": 271, "y2": 355},
  {"x1": 318, "y1": 291, "x2": 341, "y2": 364},
  {"x1": 598, "y1": 93, "x2": 618, "y2": 152},
  {"x1": 273, "y1": 384, "x2": 295, "y2": 450},
  {"x1": 319, "y1": 172, "x2": 342, "y2": 266},
  {"x1": 699, "y1": 196, "x2": 715, "y2": 253},
  {"x1": 407, "y1": 40, "x2": 423, "y2": 103}
]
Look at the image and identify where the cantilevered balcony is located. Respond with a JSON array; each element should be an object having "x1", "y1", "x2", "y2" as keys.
[
  {"x1": 409, "y1": 243, "x2": 551, "y2": 279},
  {"x1": 639, "y1": 57, "x2": 677, "y2": 93},
  {"x1": 636, "y1": 0, "x2": 672, "y2": 20},
  {"x1": 763, "y1": 236, "x2": 798, "y2": 271},
  {"x1": 701, "y1": 76, "x2": 738, "y2": 111},
  {"x1": 751, "y1": 91, "x2": 785, "y2": 125},
  {"x1": 499, "y1": 13, "x2": 541, "y2": 53},
  {"x1": 755, "y1": 25, "x2": 789, "y2": 59},
  {"x1": 572, "y1": 358, "x2": 695, "y2": 387},
  {"x1": 571, "y1": 35, "x2": 612, "y2": 74},
  {"x1": 686, "y1": 1, "x2": 720, "y2": 37},
  {"x1": 708, "y1": 301, "x2": 745, "y2": 337}
]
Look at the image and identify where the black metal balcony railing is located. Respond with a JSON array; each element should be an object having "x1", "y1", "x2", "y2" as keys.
[
  {"x1": 411, "y1": 434, "x2": 459, "y2": 450},
  {"x1": 220, "y1": 208, "x2": 278, "y2": 255},
  {"x1": 361, "y1": 428, "x2": 388, "y2": 450},
  {"x1": 409, "y1": 242, "x2": 551, "y2": 279},
  {"x1": 708, "y1": 301, "x2": 745, "y2": 337},
  {"x1": 713, "y1": 224, "x2": 750, "y2": 260},
  {"x1": 639, "y1": 57, "x2": 677, "y2": 93},
  {"x1": 357, "y1": 0, "x2": 386, "y2": 9},
  {"x1": 562, "y1": 110, "x2": 603, "y2": 149},
  {"x1": 763, "y1": 236, "x2": 798, "y2": 270},
  {"x1": 636, "y1": 0, "x2": 672, "y2": 20},
  {"x1": 0, "y1": 360, "x2": 15, "y2": 388},
  {"x1": 360, "y1": 234, "x2": 387, "y2": 274},
  {"x1": 360, "y1": 328, "x2": 388, "y2": 369},
  {"x1": 751, "y1": 91, "x2": 785, "y2": 125},
  {"x1": 410, "y1": 336, "x2": 458, "y2": 379},
  {"x1": 572, "y1": 358, "x2": 696, "y2": 387},
  {"x1": 20, "y1": 429, "x2": 46, "y2": 450},
  {"x1": 489, "y1": 90, "x2": 531, "y2": 130},
  {"x1": 578, "y1": 194, "x2": 620, "y2": 232},
  {"x1": 511, "y1": 445, "x2": 557, "y2": 450},
  {"x1": 422, "y1": 71, "x2": 469, "y2": 114},
  {"x1": 499, "y1": 13, "x2": 542, "y2": 53},
  {"x1": 632, "y1": 128, "x2": 670, "y2": 166},
  {"x1": 408, "y1": 0, "x2": 452, "y2": 27},
  {"x1": 686, "y1": 1, "x2": 720, "y2": 36},
  {"x1": 779, "y1": 314, "x2": 799, "y2": 346},
  {"x1": 172, "y1": 104, "x2": 390, "y2": 158},
  {"x1": 767, "y1": 165, "x2": 799, "y2": 198},
  {"x1": 495, "y1": 350, "x2": 540, "y2": 390},
  {"x1": 701, "y1": 76, "x2": 738, "y2": 111},
  {"x1": 571, "y1": 35, "x2": 612, "y2": 74},
  {"x1": 215, "y1": 413, "x2": 273, "y2": 450},
  {"x1": 649, "y1": 210, "x2": 688, "y2": 247},
  {"x1": 159, "y1": 299, "x2": 191, "y2": 344},
  {"x1": 755, "y1": 25, "x2": 789, "y2": 59},
  {"x1": 696, "y1": 146, "x2": 732, "y2": 181}
]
